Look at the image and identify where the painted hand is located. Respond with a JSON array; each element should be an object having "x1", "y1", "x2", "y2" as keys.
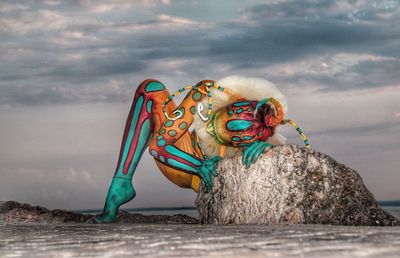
[
  {"x1": 242, "y1": 141, "x2": 272, "y2": 168},
  {"x1": 198, "y1": 156, "x2": 222, "y2": 192}
]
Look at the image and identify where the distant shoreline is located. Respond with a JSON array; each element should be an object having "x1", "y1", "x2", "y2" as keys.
[
  {"x1": 379, "y1": 200, "x2": 400, "y2": 207},
  {"x1": 74, "y1": 206, "x2": 197, "y2": 214},
  {"x1": 3, "y1": 200, "x2": 399, "y2": 214},
  {"x1": 75, "y1": 201, "x2": 400, "y2": 214}
]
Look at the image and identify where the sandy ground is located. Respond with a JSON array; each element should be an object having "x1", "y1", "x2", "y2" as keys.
[{"x1": 1, "y1": 223, "x2": 400, "y2": 258}]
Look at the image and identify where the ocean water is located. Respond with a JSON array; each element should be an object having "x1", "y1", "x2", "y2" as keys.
[
  {"x1": 82, "y1": 205, "x2": 400, "y2": 220},
  {"x1": 382, "y1": 206, "x2": 400, "y2": 220},
  {"x1": 123, "y1": 207, "x2": 200, "y2": 218},
  {"x1": 116, "y1": 205, "x2": 400, "y2": 220},
  {"x1": 78, "y1": 207, "x2": 200, "y2": 218}
]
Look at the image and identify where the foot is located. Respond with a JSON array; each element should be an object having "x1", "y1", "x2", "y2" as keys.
[
  {"x1": 242, "y1": 141, "x2": 272, "y2": 168},
  {"x1": 95, "y1": 177, "x2": 136, "y2": 223}
]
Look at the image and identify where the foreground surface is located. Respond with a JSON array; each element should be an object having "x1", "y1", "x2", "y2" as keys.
[{"x1": 1, "y1": 223, "x2": 400, "y2": 258}]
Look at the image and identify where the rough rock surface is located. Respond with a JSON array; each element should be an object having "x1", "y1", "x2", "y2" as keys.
[
  {"x1": 0, "y1": 201, "x2": 198, "y2": 224},
  {"x1": 195, "y1": 145, "x2": 399, "y2": 226}
]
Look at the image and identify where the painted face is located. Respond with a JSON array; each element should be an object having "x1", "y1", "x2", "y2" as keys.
[{"x1": 206, "y1": 99, "x2": 274, "y2": 147}]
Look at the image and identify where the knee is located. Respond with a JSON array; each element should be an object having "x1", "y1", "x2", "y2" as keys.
[{"x1": 135, "y1": 79, "x2": 166, "y2": 95}]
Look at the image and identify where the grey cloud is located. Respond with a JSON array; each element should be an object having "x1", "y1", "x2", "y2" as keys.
[
  {"x1": 44, "y1": 55, "x2": 147, "y2": 82},
  {"x1": 0, "y1": 82, "x2": 132, "y2": 106},
  {"x1": 242, "y1": 0, "x2": 335, "y2": 20},
  {"x1": 210, "y1": 2, "x2": 400, "y2": 62},
  {"x1": 1, "y1": 0, "x2": 400, "y2": 107},
  {"x1": 347, "y1": 59, "x2": 400, "y2": 87},
  {"x1": 243, "y1": 0, "x2": 400, "y2": 23},
  {"x1": 267, "y1": 58, "x2": 400, "y2": 92}
]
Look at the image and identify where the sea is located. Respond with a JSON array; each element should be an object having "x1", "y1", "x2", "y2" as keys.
[
  {"x1": 78, "y1": 202, "x2": 400, "y2": 220},
  {"x1": 77, "y1": 206, "x2": 200, "y2": 218},
  {"x1": 379, "y1": 201, "x2": 400, "y2": 220},
  {"x1": 1, "y1": 203, "x2": 400, "y2": 257}
]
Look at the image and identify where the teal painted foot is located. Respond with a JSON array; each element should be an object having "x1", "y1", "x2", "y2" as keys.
[
  {"x1": 95, "y1": 177, "x2": 136, "y2": 223},
  {"x1": 198, "y1": 156, "x2": 222, "y2": 192},
  {"x1": 242, "y1": 141, "x2": 272, "y2": 168}
]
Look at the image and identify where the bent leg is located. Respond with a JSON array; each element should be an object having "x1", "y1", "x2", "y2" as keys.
[
  {"x1": 149, "y1": 80, "x2": 221, "y2": 192},
  {"x1": 97, "y1": 79, "x2": 174, "y2": 223}
]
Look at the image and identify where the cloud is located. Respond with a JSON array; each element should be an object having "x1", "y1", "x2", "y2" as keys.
[
  {"x1": 260, "y1": 54, "x2": 400, "y2": 93},
  {"x1": 241, "y1": 0, "x2": 400, "y2": 23},
  {"x1": 211, "y1": 1, "x2": 400, "y2": 62},
  {"x1": 1, "y1": 0, "x2": 400, "y2": 106},
  {"x1": 74, "y1": 0, "x2": 173, "y2": 12},
  {"x1": 0, "y1": 3, "x2": 399, "y2": 140}
]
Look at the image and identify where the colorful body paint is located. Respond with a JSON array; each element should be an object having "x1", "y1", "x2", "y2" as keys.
[{"x1": 97, "y1": 79, "x2": 310, "y2": 223}]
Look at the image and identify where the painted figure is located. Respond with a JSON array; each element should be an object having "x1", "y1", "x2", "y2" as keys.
[{"x1": 95, "y1": 76, "x2": 310, "y2": 223}]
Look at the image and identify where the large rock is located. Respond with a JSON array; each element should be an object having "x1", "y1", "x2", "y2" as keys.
[
  {"x1": 195, "y1": 145, "x2": 399, "y2": 226},
  {"x1": 0, "y1": 201, "x2": 198, "y2": 224}
]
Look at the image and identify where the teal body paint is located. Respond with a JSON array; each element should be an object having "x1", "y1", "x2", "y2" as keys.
[
  {"x1": 233, "y1": 101, "x2": 250, "y2": 107},
  {"x1": 242, "y1": 141, "x2": 272, "y2": 168},
  {"x1": 150, "y1": 149, "x2": 158, "y2": 157},
  {"x1": 165, "y1": 145, "x2": 202, "y2": 166},
  {"x1": 226, "y1": 120, "x2": 253, "y2": 131},
  {"x1": 165, "y1": 120, "x2": 173, "y2": 127},
  {"x1": 146, "y1": 100, "x2": 153, "y2": 113},
  {"x1": 117, "y1": 95, "x2": 143, "y2": 175},
  {"x1": 157, "y1": 139, "x2": 166, "y2": 146},
  {"x1": 243, "y1": 135, "x2": 253, "y2": 141},
  {"x1": 145, "y1": 81, "x2": 165, "y2": 92},
  {"x1": 197, "y1": 156, "x2": 221, "y2": 192},
  {"x1": 127, "y1": 119, "x2": 151, "y2": 176},
  {"x1": 95, "y1": 177, "x2": 136, "y2": 223},
  {"x1": 236, "y1": 108, "x2": 244, "y2": 114},
  {"x1": 168, "y1": 130, "x2": 177, "y2": 137},
  {"x1": 167, "y1": 158, "x2": 198, "y2": 173},
  {"x1": 232, "y1": 136, "x2": 241, "y2": 142}
]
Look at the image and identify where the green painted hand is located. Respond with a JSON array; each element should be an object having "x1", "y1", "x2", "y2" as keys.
[
  {"x1": 198, "y1": 156, "x2": 222, "y2": 192},
  {"x1": 242, "y1": 141, "x2": 272, "y2": 168},
  {"x1": 95, "y1": 177, "x2": 136, "y2": 223}
]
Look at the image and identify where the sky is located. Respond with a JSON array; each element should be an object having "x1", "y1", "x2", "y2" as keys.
[{"x1": 0, "y1": 0, "x2": 399, "y2": 210}]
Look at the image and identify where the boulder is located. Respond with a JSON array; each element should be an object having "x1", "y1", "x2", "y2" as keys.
[
  {"x1": 0, "y1": 201, "x2": 198, "y2": 224},
  {"x1": 195, "y1": 145, "x2": 399, "y2": 226}
]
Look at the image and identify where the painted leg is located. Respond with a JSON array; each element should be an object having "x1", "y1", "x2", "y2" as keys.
[
  {"x1": 149, "y1": 80, "x2": 222, "y2": 192},
  {"x1": 96, "y1": 79, "x2": 172, "y2": 223}
]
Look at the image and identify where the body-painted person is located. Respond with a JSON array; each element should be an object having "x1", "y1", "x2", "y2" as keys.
[{"x1": 96, "y1": 76, "x2": 310, "y2": 223}]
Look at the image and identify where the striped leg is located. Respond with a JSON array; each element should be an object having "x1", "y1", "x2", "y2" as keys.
[{"x1": 96, "y1": 79, "x2": 174, "y2": 223}]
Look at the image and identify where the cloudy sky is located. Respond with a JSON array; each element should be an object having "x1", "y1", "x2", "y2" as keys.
[{"x1": 0, "y1": 0, "x2": 399, "y2": 210}]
